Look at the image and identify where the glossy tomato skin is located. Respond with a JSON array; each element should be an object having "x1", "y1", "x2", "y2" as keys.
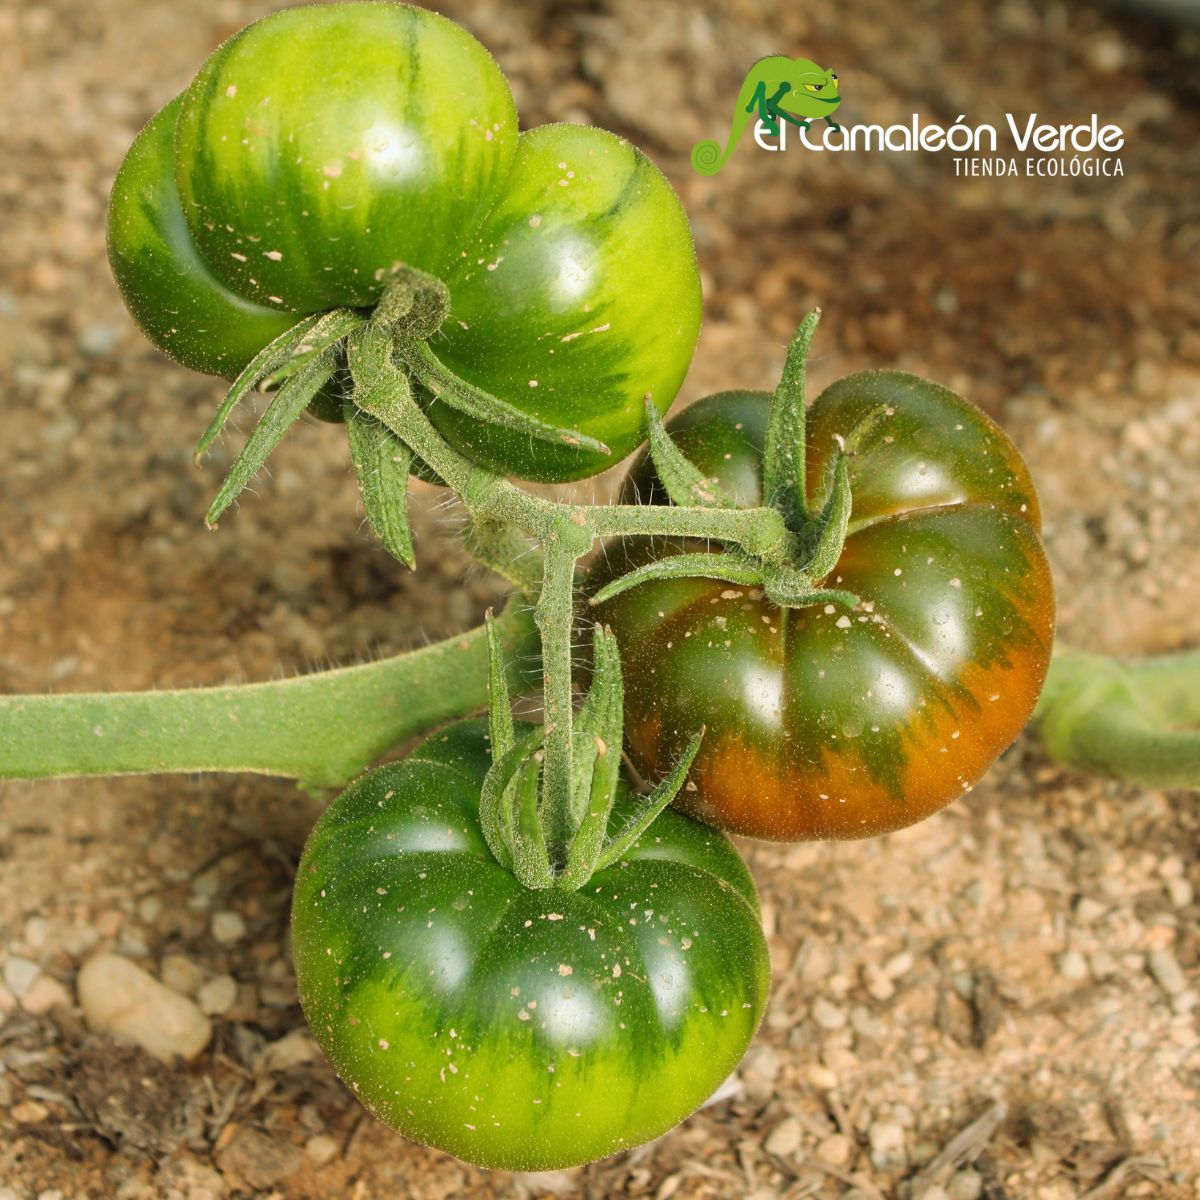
[
  {"x1": 107, "y1": 97, "x2": 299, "y2": 378},
  {"x1": 429, "y1": 123, "x2": 703, "y2": 481},
  {"x1": 174, "y1": 3, "x2": 519, "y2": 313},
  {"x1": 292, "y1": 720, "x2": 769, "y2": 1170},
  {"x1": 593, "y1": 379, "x2": 1055, "y2": 841}
]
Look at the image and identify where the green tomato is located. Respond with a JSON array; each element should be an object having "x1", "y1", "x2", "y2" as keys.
[
  {"x1": 291, "y1": 720, "x2": 769, "y2": 1170},
  {"x1": 106, "y1": 2, "x2": 701, "y2": 481},
  {"x1": 592, "y1": 379, "x2": 1055, "y2": 841}
]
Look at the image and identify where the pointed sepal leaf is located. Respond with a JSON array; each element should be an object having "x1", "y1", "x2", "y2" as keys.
[
  {"x1": 570, "y1": 624, "x2": 624, "y2": 821},
  {"x1": 194, "y1": 312, "x2": 323, "y2": 464},
  {"x1": 403, "y1": 341, "x2": 611, "y2": 457},
  {"x1": 509, "y1": 757, "x2": 555, "y2": 890},
  {"x1": 589, "y1": 551, "x2": 766, "y2": 607},
  {"x1": 479, "y1": 725, "x2": 544, "y2": 873},
  {"x1": 204, "y1": 347, "x2": 338, "y2": 528},
  {"x1": 559, "y1": 626, "x2": 625, "y2": 887},
  {"x1": 644, "y1": 396, "x2": 734, "y2": 508},
  {"x1": 345, "y1": 402, "x2": 416, "y2": 568},
  {"x1": 257, "y1": 308, "x2": 363, "y2": 389},
  {"x1": 763, "y1": 309, "x2": 820, "y2": 526},
  {"x1": 559, "y1": 733, "x2": 620, "y2": 890},
  {"x1": 802, "y1": 451, "x2": 852, "y2": 583},
  {"x1": 593, "y1": 729, "x2": 705, "y2": 873}
]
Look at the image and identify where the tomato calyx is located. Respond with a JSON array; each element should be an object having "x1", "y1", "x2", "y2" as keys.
[
  {"x1": 478, "y1": 613, "x2": 702, "y2": 891},
  {"x1": 591, "y1": 309, "x2": 870, "y2": 614},
  {"x1": 194, "y1": 266, "x2": 611, "y2": 550}
]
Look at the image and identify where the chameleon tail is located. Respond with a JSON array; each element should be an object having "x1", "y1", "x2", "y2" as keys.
[{"x1": 690, "y1": 138, "x2": 731, "y2": 176}]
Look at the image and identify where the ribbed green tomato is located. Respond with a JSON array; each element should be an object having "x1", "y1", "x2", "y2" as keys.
[
  {"x1": 291, "y1": 720, "x2": 769, "y2": 1170},
  {"x1": 593, "y1": 378, "x2": 1055, "y2": 841},
  {"x1": 106, "y1": 2, "x2": 701, "y2": 480}
]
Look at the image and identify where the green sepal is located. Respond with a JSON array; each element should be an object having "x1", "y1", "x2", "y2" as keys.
[
  {"x1": 510, "y1": 757, "x2": 555, "y2": 890},
  {"x1": 194, "y1": 310, "x2": 361, "y2": 464},
  {"x1": 593, "y1": 729, "x2": 705, "y2": 873},
  {"x1": 258, "y1": 309, "x2": 363, "y2": 389},
  {"x1": 570, "y1": 625, "x2": 624, "y2": 817},
  {"x1": 194, "y1": 312, "x2": 322, "y2": 464},
  {"x1": 557, "y1": 626, "x2": 625, "y2": 885},
  {"x1": 800, "y1": 452, "x2": 852, "y2": 584},
  {"x1": 344, "y1": 402, "x2": 416, "y2": 569},
  {"x1": 644, "y1": 396, "x2": 735, "y2": 508},
  {"x1": 204, "y1": 346, "x2": 338, "y2": 528},
  {"x1": 589, "y1": 551, "x2": 766, "y2": 606},
  {"x1": 763, "y1": 309, "x2": 820, "y2": 525},
  {"x1": 478, "y1": 725, "x2": 544, "y2": 873},
  {"x1": 402, "y1": 340, "x2": 611, "y2": 457},
  {"x1": 346, "y1": 322, "x2": 405, "y2": 414},
  {"x1": 559, "y1": 736, "x2": 619, "y2": 890}
]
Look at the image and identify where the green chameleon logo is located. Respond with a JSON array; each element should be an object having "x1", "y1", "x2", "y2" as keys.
[{"x1": 692, "y1": 56, "x2": 842, "y2": 175}]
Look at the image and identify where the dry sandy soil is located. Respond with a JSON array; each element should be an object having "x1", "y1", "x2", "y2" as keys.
[{"x1": 1, "y1": 0, "x2": 1198, "y2": 1197}]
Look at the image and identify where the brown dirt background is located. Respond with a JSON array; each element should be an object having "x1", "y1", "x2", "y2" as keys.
[{"x1": 1, "y1": 0, "x2": 1199, "y2": 1196}]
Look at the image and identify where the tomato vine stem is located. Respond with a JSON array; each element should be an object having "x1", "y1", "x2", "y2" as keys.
[
  {"x1": 0, "y1": 598, "x2": 539, "y2": 788},
  {"x1": 1033, "y1": 645, "x2": 1200, "y2": 789}
]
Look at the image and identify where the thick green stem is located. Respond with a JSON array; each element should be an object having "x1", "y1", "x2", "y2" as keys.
[
  {"x1": 0, "y1": 601, "x2": 538, "y2": 788},
  {"x1": 1034, "y1": 645, "x2": 1200, "y2": 789}
]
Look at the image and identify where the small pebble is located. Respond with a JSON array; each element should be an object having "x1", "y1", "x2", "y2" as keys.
[
  {"x1": 20, "y1": 975, "x2": 70, "y2": 1015},
  {"x1": 77, "y1": 321, "x2": 120, "y2": 357},
  {"x1": 23, "y1": 916, "x2": 50, "y2": 950},
  {"x1": 1090, "y1": 952, "x2": 1119, "y2": 980},
  {"x1": 1147, "y1": 948, "x2": 1186, "y2": 997},
  {"x1": 1056, "y1": 950, "x2": 1089, "y2": 982},
  {"x1": 949, "y1": 1168, "x2": 985, "y2": 1200},
  {"x1": 764, "y1": 1117, "x2": 802, "y2": 1158},
  {"x1": 259, "y1": 1028, "x2": 320, "y2": 1073},
  {"x1": 816, "y1": 1133, "x2": 852, "y2": 1166},
  {"x1": 211, "y1": 911, "x2": 247, "y2": 945},
  {"x1": 77, "y1": 953, "x2": 211, "y2": 1061},
  {"x1": 197, "y1": 974, "x2": 238, "y2": 1016},
  {"x1": 12, "y1": 1099, "x2": 49, "y2": 1124},
  {"x1": 3, "y1": 956, "x2": 42, "y2": 998},
  {"x1": 161, "y1": 953, "x2": 207, "y2": 997},
  {"x1": 1172, "y1": 990, "x2": 1198, "y2": 1016},
  {"x1": 1073, "y1": 897, "x2": 1106, "y2": 924},
  {"x1": 1165, "y1": 878, "x2": 1194, "y2": 909},
  {"x1": 868, "y1": 1120, "x2": 907, "y2": 1169},
  {"x1": 812, "y1": 997, "x2": 847, "y2": 1031},
  {"x1": 807, "y1": 1064, "x2": 838, "y2": 1090},
  {"x1": 305, "y1": 1134, "x2": 339, "y2": 1166}
]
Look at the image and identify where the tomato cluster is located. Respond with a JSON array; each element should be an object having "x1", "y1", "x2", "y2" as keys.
[{"x1": 105, "y1": 0, "x2": 1057, "y2": 1176}]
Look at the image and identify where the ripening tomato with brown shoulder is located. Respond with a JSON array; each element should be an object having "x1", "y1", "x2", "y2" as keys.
[{"x1": 591, "y1": 374, "x2": 1055, "y2": 841}]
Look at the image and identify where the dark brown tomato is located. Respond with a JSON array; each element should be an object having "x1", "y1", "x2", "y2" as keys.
[{"x1": 592, "y1": 377, "x2": 1055, "y2": 841}]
